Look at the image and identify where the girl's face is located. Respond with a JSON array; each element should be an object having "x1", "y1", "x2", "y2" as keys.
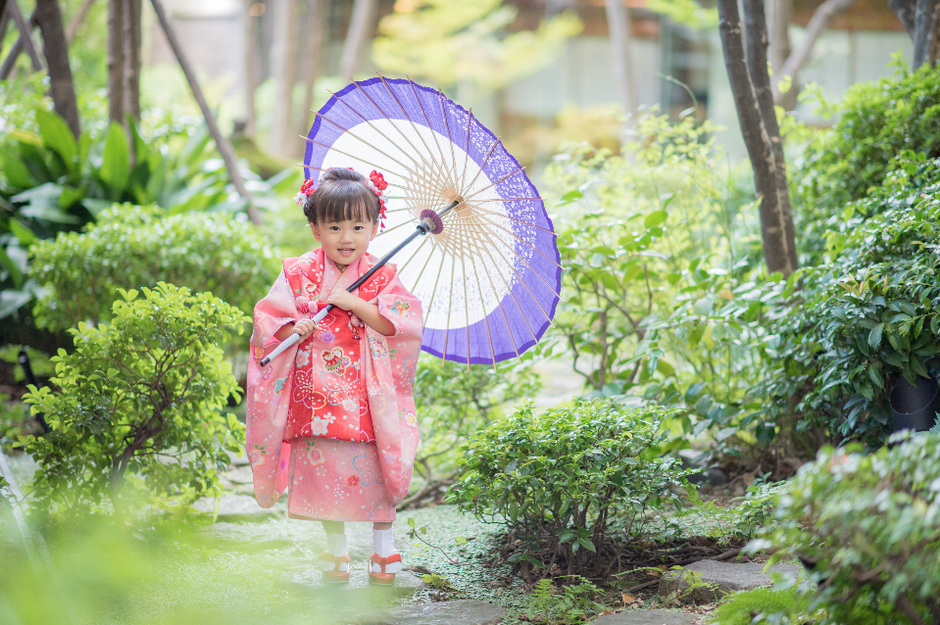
[{"x1": 311, "y1": 218, "x2": 379, "y2": 268}]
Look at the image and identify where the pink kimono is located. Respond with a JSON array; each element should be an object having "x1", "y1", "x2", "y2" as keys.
[{"x1": 246, "y1": 248, "x2": 423, "y2": 521}]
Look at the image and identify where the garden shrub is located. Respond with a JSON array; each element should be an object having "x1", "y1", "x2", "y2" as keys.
[
  {"x1": 20, "y1": 283, "x2": 248, "y2": 522},
  {"x1": 447, "y1": 399, "x2": 695, "y2": 579},
  {"x1": 748, "y1": 432, "x2": 940, "y2": 625},
  {"x1": 795, "y1": 62, "x2": 940, "y2": 260},
  {"x1": 408, "y1": 355, "x2": 540, "y2": 506},
  {"x1": 30, "y1": 204, "x2": 277, "y2": 331},
  {"x1": 759, "y1": 154, "x2": 940, "y2": 446},
  {"x1": 0, "y1": 106, "x2": 296, "y2": 324},
  {"x1": 545, "y1": 111, "x2": 777, "y2": 457}
]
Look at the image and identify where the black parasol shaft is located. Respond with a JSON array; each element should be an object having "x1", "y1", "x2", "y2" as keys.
[{"x1": 259, "y1": 200, "x2": 458, "y2": 367}]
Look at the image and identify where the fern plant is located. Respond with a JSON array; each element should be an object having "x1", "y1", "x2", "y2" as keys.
[
  {"x1": 526, "y1": 577, "x2": 606, "y2": 625},
  {"x1": 709, "y1": 587, "x2": 818, "y2": 625}
]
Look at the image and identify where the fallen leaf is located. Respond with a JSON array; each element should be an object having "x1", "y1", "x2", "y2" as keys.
[
  {"x1": 622, "y1": 593, "x2": 635, "y2": 604},
  {"x1": 647, "y1": 569, "x2": 661, "y2": 577}
]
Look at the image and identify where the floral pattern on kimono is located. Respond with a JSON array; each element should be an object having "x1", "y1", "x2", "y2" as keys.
[{"x1": 246, "y1": 248, "x2": 423, "y2": 515}]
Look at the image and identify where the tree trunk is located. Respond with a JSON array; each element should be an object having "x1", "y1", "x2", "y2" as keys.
[
  {"x1": 108, "y1": 0, "x2": 125, "y2": 125},
  {"x1": 744, "y1": 0, "x2": 796, "y2": 276},
  {"x1": 773, "y1": 0, "x2": 855, "y2": 105},
  {"x1": 123, "y1": 0, "x2": 141, "y2": 122},
  {"x1": 242, "y1": 0, "x2": 261, "y2": 135},
  {"x1": 269, "y1": 0, "x2": 301, "y2": 157},
  {"x1": 66, "y1": 0, "x2": 98, "y2": 44},
  {"x1": 35, "y1": 0, "x2": 81, "y2": 138},
  {"x1": 149, "y1": 0, "x2": 261, "y2": 224},
  {"x1": 717, "y1": 0, "x2": 798, "y2": 277},
  {"x1": 604, "y1": 0, "x2": 638, "y2": 119},
  {"x1": 297, "y1": 0, "x2": 327, "y2": 141},
  {"x1": 913, "y1": 0, "x2": 940, "y2": 67},
  {"x1": 890, "y1": 0, "x2": 940, "y2": 68},
  {"x1": 338, "y1": 0, "x2": 375, "y2": 79},
  {"x1": 6, "y1": 0, "x2": 43, "y2": 70}
]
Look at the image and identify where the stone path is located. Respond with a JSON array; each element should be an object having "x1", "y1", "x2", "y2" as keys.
[
  {"x1": 3, "y1": 452, "x2": 805, "y2": 624},
  {"x1": 592, "y1": 609, "x2": 703, "y2": 625},
  {"x1": 659, "y1": 559, "x2": 803, "y2": 605}
]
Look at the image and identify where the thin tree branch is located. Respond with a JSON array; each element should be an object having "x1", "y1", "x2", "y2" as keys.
[
  {"x1": 5, "y1": 0, "x2": 41, "y2": 70},
  {"x1": 149, "y1": 0, "x2": 262, "y2": 224},
  {"x1": 773, "y1": 0, "x2": 856, "y2": 103},
  {"x1": 66, "y1": 0, "x2": 98, "y2": 44}
]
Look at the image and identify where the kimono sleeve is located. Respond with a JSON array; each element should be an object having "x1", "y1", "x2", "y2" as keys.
[
  {"x1": 246, "y1": 269, "x2": 299, "y2": 508},
  {"x1": 363, "y1": 272, "x2": 424, "y2": 506}
]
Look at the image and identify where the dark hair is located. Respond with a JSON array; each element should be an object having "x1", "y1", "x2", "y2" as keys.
[{"x1": 302, "y1": 168, "x2": 380, "y2": 225}]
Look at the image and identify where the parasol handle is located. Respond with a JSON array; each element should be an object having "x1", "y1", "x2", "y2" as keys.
[{"x1": 258, "y1": 201, "x2": 458, "y2": 368}]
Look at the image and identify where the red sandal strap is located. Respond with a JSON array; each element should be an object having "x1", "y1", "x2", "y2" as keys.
[
  {"x1": 370, "y1": 552, "x2": 402, "y2": 573},
  {"x1": 319, "y1": 552, "x2": 350, "y2": 571}
]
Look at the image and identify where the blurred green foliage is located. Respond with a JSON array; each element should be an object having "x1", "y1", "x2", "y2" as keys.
[
  {"x1": 448, "y1": 399, "x2": 695, "y2": 578},
  {"x1": 373, "y1": 0, "x2": 582, "y2": 94},
  {"x1": 30, "y1": 204, "x2": 278, "y2": 331},
  {"x1": 0, "y1": 512, "x2": 395, "y2": 625},
  {"x1": 20, "y1": 284, "x2": 247, "y2": 523},
  {"x1": 748, "y1": 433, "x2": 940, "y2": 624}
]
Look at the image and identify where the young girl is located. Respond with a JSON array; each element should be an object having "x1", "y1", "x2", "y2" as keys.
[{"x1": 246, "y1": 167, "x2": 423, "y2": 585}]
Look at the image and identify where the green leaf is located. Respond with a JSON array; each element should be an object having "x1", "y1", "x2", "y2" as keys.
[
  {"x1": 868, "y1": 323, "x2": 884, "y2": 349},
  {"x1": 9, "y1": 219, "x2": 38, "y2": 246},
  {"x1": 0, "y1": 146, "x2": 33, "y2": 188},
  {"x1": 100, "y1": 122, "x2": 130, "y2": 193},
  {"x1": 35, "y1": 109, "x2": 77, "y2": 172},
  {"x1": 0, "y1": 247, "x2": 24, "y2": 288},
  {"x1": 644, "y1": 210, "x2": 668, "y2": 228}
]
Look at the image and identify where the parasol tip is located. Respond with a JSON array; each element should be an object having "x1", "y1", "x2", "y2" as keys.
[{"x1": 420, "y1": 209, "x2": 445, "y2": 235}]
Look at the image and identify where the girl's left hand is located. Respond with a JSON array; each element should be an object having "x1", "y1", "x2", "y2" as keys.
[{"x1": 326, "y1": 289, "x2": 357, "y2": 311}]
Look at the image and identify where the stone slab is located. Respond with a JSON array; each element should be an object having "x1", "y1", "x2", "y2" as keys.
[
  {"x1": 659, "y1": 559, "x2": 802, "y2": 604},
  {"x1": 363, "y1": 599, "x2": 504, "y2": 625},
  {"x1": 591, "y1": 609, "x2": 701, "y2": 625}
]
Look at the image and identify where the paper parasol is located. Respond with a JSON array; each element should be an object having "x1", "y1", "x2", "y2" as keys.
[{"x1": 302, "y1": 76, "x2": 561, "y2": 366}]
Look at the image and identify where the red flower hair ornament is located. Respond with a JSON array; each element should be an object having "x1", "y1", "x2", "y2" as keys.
[
  {"x1": 294, "y1": 178, "x2": 316, "y2": 206},
  {"x1": 294, "y1": 169, "x2": 388, "y2": 229},
  {"x1": 369, "y1": 170, "x2": 389, "y2": 230}
]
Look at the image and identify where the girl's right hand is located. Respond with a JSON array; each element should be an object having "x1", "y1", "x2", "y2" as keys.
[{"x1": 292, "y1": 318, "x2": 317, "y2": 339}]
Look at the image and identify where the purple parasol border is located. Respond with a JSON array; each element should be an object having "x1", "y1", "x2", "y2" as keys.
[{"x1": 304, "y1": 76, "x2": 561, "y2": 365}]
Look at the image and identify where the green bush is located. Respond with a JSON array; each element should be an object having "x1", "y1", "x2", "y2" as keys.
[
  {"x1": 0, "y1": 107, "x2": 296, "y2": 322},
  {"x1": 759, "y1": 154, "x2": 940, "y2": 446},
  {"x1": 795, "y1": 62, "x2": 940, "y2": 259},
  {"x1": 544, "y1": 111, "x2": 775, "y2": 456},
  {"x1": 408, "y1": 356, "x2": 540, "y2": 506},
  {"x1": 20, "y1": 283, "x2": 248, "y2": 522},
  {"x1": 749, "y1": 433, "x2": 940, "y2": 625},
  {"x1": 30, "y1": 204, "x2": 277, "y2": 330},
  {"x1": 446, "y1": 399, "x2": 695, "y2": 578}
]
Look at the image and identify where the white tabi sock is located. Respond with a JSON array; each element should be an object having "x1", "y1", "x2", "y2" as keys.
[
  {"x1": 371, "y1": 527, "x2": 402, "y2": 574},
  {"x1": 320, "y1": 533, "x2": 349, "y2": 572}
]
